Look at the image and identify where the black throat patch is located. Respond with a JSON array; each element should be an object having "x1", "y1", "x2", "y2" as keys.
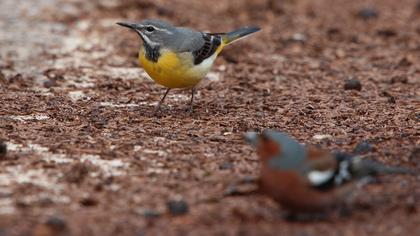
[{"x1": 144, "y1": 43, "x2": 160, "y2": 62}]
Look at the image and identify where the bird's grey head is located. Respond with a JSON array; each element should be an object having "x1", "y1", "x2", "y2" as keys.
[{"x1": 117, "y1": 19, "x2": 177, "y2": 47}]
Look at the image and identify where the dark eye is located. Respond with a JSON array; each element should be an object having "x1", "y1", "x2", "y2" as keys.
[{"x1": 146, "y1": 26, "x2": 155, "y2": 32}]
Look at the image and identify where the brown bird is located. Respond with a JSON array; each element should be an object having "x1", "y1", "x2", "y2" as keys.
[{"x1": 245, "y1": 130, "x2": 415, "y2": 216}]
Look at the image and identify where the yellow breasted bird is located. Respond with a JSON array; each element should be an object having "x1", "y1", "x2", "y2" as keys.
[{"x1": 117, "y1": 19, "x2": 260, "y2": 112}]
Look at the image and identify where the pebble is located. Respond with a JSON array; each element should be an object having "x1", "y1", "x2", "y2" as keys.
[
  {"x1": 312, "y1": 134, "x2": 333, "y2": 141},
  {"x1": 382, "y1": 91, "x2": 396, "y2": 104},
  {"x1": 388, "y1": 96, "x2": 396, "y2": 104},
  {"x1": 0, "y1": 70, "x2": 5, "y2": 83},
  {"x1": 405, "y1": 196, "x2": 416, "y2": 214},
  {"x1": 167, "y1": 199, "x2": 189, "y2": 216},
  {"x1": 291, "y1": 33, "x2": 307, "y2": 43},
  {"x1": 377, "y1": 28, "x2": 397, "y2": 37},
  {"x1": 209, "y1": 135, "x2": 226, "y2": 142},
  {"x1": 80, "y1": 195, "x2": 98, "y2": 207},
  {"x1": 45, "y1": 216, "x2": 67, "y2": 232},
  {"x1": 353, "y1": 141, "x2": 374, "y2": 154},
  {"x1": 344, "y1": 79, "x2": 362, "y2": 91},
  {"x1": 43, "y1": 80, "x2": 56, "y2": 88},
  {"x1": 357, "y1": 7, "x2": 379, "y2": 20},
  {"x1": 219, "y1": 162, "x2": 234, "y2": 170},
  {"x1": 398, "y1": 57, "x2": 413, "y2": 67},
  {"x1": 64, "y1": 162, "x2": 90, "y2": 184},
  {"x1": 390, "y1": 75, "x2": 408, "y2": 84},
  {"x1": 0, "y1": 141, "x2": 7, "y2": 158},
  {"x1": 408, "y1": 147, "x2": 420, "y2": 162},
  {"x1": 141, "y1": 209, "x2": 161, "y2": 218},
  {"x1": 32, "y1": 216, "x2": 67, "y2": 236}
]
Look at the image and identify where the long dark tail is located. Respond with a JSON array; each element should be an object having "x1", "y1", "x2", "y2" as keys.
[
  {"x1": 335, "y1": 152, "x2": 416, "y2": 178},
  {"x1": 351, "y1": 157, "x2": 416, "y2": 176},
  {"x1": 221, "y1": 26, "x2": 261, "y2": 45}
]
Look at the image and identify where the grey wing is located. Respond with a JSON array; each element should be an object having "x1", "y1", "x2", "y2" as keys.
[
  {"x1": 192, "y1": 33, "x2": 222, "y2": 65},
  {"x1": 174, "y1": 28, "x2": 222, "y2": 65},
  {"x1": 172, "y1": 27, "x2": 205, "y2": 52}
]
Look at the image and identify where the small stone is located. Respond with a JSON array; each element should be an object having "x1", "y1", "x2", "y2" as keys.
[
  {"x1": 209, "y1": 135, "x2": 226, "y2": 142},
  {"x1": 64, "y1": 162, "x2": 91, "y2": 184},
  {"x1": 224, "y1": 185, "x2": 240, "y2": 196},
  {"x1": 0, "y1": 70, "x2": 6, "y2": 83},
  {"x1": 377, "y1": 28, "x2": 397, "y2": 37},
  {"x1": 382, "y1": 91, "x2": 396, "y2": 103},
  {"x1": 167, "y1": 199, "x2": 189, "y2": 216},
  {"x1": 219, "y1": 162, "x2": 234, "y2": 170},
  {"x1": 80, "y1": 195, "x2": 98, "y2": 207},
  {"x1": 353, "y1": 141, "x2": 374, "y2": 154},
  {"x1": 156, "y1": 6, "x2": 174, "y2": 16},
  {"x1": 268, "y1": 0, "x2": 285, "y2": 14},
  {"x1": 357, "y1": 7, "x2": 378, "y2": 20},
  {"x1": 388, "y1": 96, "x2": 396, "y2": 104},
  {"x1": 312, "y1": 134, "x2": 333, "y2": 141},
  {"x1": 45, "y1": 216, "x2": 67, "y2": 232},
  {"x1": 408, "y1": 147, "x2": 420, "y2": 162},
  {"x1": 405, "y1": 196, "x2": 417, "y2": 214},
  {"x1": 390, "y1": 75, "x2": 408, "y2": 84},
  {"x1": 344, "y1": 79, "x2": 362, "y2": 91},
  {"x1": 33, "y1": 216, "x2": 67, "y2": 236},
  {"x1": 327, "y1": 27, "x2": 341, "y2": 35},
  {"x1": 275, "y1": 75, "x2": 287, "y2": 81},
  {"x1": 43, "y1": 79, "x2": 56, "y2": 88},
  {"x1": 0, "y1": 141, "x2": 7, "y2": 158},
  {"x1": 398, "y1": 57, "x2": 413, "y2": 67},
  {"x1": 291, "y1": 33, "x2": 307, "y2": 43},
  {"x1": 140, "y1": 208, "x2": 161, "y2": 218}
]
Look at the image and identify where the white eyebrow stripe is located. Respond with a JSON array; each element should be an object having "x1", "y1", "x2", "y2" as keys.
[{"x1": 147, "y1": 25, "x2": 174, "y2": 34}]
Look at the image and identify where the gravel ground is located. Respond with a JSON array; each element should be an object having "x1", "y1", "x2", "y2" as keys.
[{"x1": 0, "y1": 0, "x2": 419, "y2": 235}]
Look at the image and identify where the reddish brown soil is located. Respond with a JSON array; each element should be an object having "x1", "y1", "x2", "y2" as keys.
[{"x1": 0, "y1": 0, "x2": 419, "y2": 235}]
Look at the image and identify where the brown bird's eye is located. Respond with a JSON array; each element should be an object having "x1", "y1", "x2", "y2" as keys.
[{"x1": 146, "y1": 26, "x2": 155, "y2": 32}]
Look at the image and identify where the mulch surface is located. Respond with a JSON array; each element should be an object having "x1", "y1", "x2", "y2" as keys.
[{"x1": 0, "y1": 0, "x2": 419, "y2": 235}]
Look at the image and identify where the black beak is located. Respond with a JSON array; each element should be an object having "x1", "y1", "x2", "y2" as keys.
[
  {"x1": 116, "y1": 22, "x2": 137, "y2": 30},
  {"x1": 117, "y1": 22, "x2": 145, "y2": 39}
]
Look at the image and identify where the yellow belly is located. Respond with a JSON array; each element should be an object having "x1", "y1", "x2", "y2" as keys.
[{"x1": 139, "y1": 46, "x2": 223, "y2": 88}]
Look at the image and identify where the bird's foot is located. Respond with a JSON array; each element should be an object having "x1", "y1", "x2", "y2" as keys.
[{"x1": 185, "y1": 105, "x2": 194, "y2": 113}]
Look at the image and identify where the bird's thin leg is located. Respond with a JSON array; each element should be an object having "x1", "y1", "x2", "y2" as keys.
[
  {"x1": 155, "y1": 88, "x2": 171, "y2": 112},
  {"x1": 189, "y1": 87, "x2": 195, "y2": 113}
]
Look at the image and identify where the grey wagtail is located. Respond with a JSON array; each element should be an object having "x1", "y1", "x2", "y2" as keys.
[{"x1": 117, "y1": 19, "x2": 260, "y2": 112}]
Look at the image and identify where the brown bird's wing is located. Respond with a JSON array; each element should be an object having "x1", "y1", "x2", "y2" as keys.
[
  {"x1": 301, "y1": 146, "x2": 344, "y2": 190},
  {"x1": 305, "y1": 146, "x2": 337, "y2": 170}
]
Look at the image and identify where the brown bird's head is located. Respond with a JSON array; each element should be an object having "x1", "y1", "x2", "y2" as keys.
[
  {"x1": 245, "y1": 130, "x2": 280, "y2": 163},
  {"x1": 245, "y1": 130, "x2": 307, "y2": 170}
]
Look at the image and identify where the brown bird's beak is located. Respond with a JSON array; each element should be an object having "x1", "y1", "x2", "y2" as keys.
[{"x1": 245, "y1": 132, "x2": 259, "y2": 146}]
